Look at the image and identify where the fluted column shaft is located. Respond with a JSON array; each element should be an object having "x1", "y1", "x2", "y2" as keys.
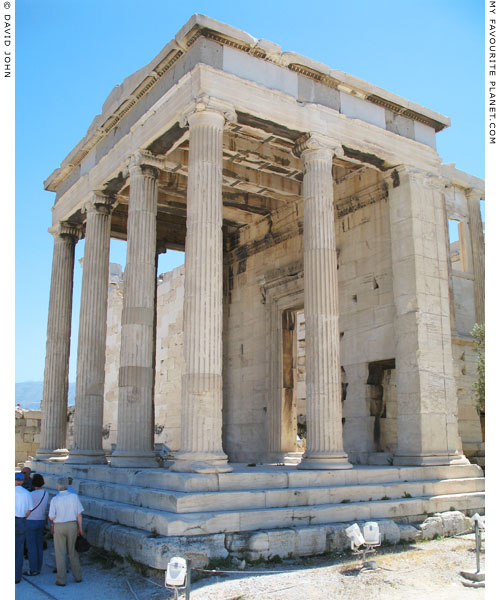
[
  {"x1": 36, "y1": 224, "x2": 80, "y2": 459},
  {"x1": 172, "y1": 108, "x2": 230, "y2": 472},
  {"x1": 467, "y1": 192, "x2": 485, "y2": 325},
  {"x1": 297, "y1": 139, "x2": 351, "y2": 470},
  {"x1": 67, "y1": 194, "x2": 114, "y2": 464},
  {"x1": 110, "y1": 157, "x2": 158, "y2": 467}
]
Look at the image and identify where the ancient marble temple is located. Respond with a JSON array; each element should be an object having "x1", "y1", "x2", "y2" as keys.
[{"x1": 37, "y1": 15, "x2": 484, "y2": 475}]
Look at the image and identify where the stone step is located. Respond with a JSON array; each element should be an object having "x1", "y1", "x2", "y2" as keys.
[
  {"x1": 82, "y1": 509, "x2": 478, "y2": 571},
  {"x1": 33, "y1": 461, "x2": 483, "y2": 493},
  {"x1": 283, "y1": 452, "x2": 304, "y2": 465},
  {"x1": 80, "y1": 491, "x2": 484, "y2": 537},
  {"x1": 49, "y1": 476, "x2": 484, "y2": 515}
]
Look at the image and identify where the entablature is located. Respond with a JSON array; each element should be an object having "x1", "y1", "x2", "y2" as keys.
[{"x1": 45, "y1": 15, "x2": 449, "y2": 196}]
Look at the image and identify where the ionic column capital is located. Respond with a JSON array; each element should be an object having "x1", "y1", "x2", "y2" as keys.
[
  {"x1": 180, "y1": 94, "x2": 236, "y2": 128},
  {"x1": 465, "y1": 187, "x2": 484, "y2": 202},
  {"x1": 125, "y1": 150, "x2": 162, "y2": 179},
  {"x1": 49, "y1": 221, "x2": 83, "y2": 243},
  {"x1": 82, "y1": 191, "x2": 116, "y2": 217},
  {"x1": 293, "y1": 133, "x2": 343, "y2": 160}
]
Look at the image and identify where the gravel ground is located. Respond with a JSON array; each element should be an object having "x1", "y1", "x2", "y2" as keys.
[{"x1": 15, "y1": 534, "x2": 486, "y2": 600}]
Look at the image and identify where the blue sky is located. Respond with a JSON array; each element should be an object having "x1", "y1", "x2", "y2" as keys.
[{"x1": 14, "y1": 0, "x2": 485, "y2": 383}]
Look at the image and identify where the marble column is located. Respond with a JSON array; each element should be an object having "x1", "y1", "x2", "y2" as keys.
[
  {"x1": 466, "y1": 190, "x2": 485, "y2": 326},
  {"x1": 295, "y1": 134, "x2": 352, "y2": 470},
  {"x1": 171, "y1": 98, "x2": 235, "y2": 474},
  {"x1": 36, "y1": 223, "x2": 81, "y2": 460},
  {"x1": 389, "y1": 166, "x2": 468, "y2": 466},
  {"x1": 67, "y1": 193, "x2": 115, "y2": 464},
  {"x1": 110, "y1": 152, "x2": 160, "y2": 467}
]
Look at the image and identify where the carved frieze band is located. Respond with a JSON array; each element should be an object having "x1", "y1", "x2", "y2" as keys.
[
  {"x1": 336, "y1": 182, "x2": 389, "y2": 217},
  {"x1": 180, "y1": 94, "x2": 236, "y2": 128}
]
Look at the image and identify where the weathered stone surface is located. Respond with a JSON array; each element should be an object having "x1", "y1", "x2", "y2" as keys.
[
  {"x1": 325, "y1": 524, "x2": 352, "y2": 552},
  {"x1": 294, "y1": 526, "x2": 327, "y2": 555},
  {"x1": 15, "y1": 410, "x2": 43, "y2": 466},
  {"x1": 434, "y1": 510, "x2": 471, "y2": 536},
  {"x1": 419, "y1": 516, "x2": 445, "y2": 540},
  {"x1": 398, "y1": 523, "x2": 421, "y2": 542},
  {"x1": 377, "y1": 519, "x2": 401, "y2": 544},
  {"x1": 85, "y1": 518, "x2": 228, "y2": 569}
]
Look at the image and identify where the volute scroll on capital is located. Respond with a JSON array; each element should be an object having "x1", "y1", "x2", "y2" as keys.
[
  {"x1": 123, "y1": 150, "x2": 163, "y2": 180},
  {"x1": 81, "y1": 192, "x2": 117, "y2": 218},
  {"x1": 49, "y1": 221, "x2": 84, "y2": 243},
  {"x1": 179, "y1": 94, "x2": 237, "y2": 128},
  {"x1": 293, "y1": 133, "x2": 343, "y2": 159}
]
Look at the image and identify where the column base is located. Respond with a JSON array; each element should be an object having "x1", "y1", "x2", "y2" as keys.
[
  {"x1": 33, "y1": 448, "x2": 69, "y2": 462},
  {"x1": 393, "y1": 452, "x2": 470, "y2": 467},
  {"x1": 66, "y1": 449, "x2": 108, "y2": 465},
  {"x1": 298, "y1": 451, "x2": 353, "y2": 470},
  {"x1": 109, "y1": 450, "x2": 158, "y2": 468},
  {"x1": 170, "y1": 451, "x2": 233, "y2": 473}
]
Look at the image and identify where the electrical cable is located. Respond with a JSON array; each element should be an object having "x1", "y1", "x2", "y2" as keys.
[
  {"x1": 126, "y1": 579, "x2": 141, "y2": 600},
  {"x1": 136, "y1": 573, "x2": 164, "y2": 588},
  {"x1": 193, "y1": 567, "x2": 305, "y2": 575}
]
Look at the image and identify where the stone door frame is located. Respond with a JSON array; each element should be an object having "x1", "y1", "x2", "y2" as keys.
[{"x1": 259, "y1": 262, "x2": 304, "y2": 460}]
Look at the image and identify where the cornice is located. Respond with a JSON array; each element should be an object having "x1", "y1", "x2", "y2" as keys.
[{"x1": 441, "y1": 163, "x2": 485, "y2": 198}]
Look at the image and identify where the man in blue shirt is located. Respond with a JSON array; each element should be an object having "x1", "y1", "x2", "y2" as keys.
[{"x1": 15, "y1": 472, "x2": 34, "y2": 583}]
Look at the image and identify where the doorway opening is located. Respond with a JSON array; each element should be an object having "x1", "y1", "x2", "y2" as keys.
[
  {"x1": 281, "y1": 308, "x2": 306, "y2": 461},
  {"x1": 367, "y1": 359, "x2": 397, "y2": 453}
]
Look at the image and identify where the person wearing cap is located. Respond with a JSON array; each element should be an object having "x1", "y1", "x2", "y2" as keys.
[
  {"x1": 21, "y1": 466, "x2": 33, "y2": 492},
  {"x1": 24, "y1": 474, "x2": 49, "y2": 576},
  {"x1": 49, "y1": 476, "x2": 84, "y2": 586},
  {"x1": 15, "y1": 472, "x2": 34, "y2": 584}
]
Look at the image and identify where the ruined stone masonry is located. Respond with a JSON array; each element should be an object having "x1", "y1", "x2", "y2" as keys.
[{"x1": 28, "y1": 15, "x2": 484, "y2": 568}]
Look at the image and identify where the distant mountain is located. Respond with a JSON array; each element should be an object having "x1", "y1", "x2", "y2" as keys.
[{"x1": 15, "y1": 381, "x2": 76, "y2": 410}]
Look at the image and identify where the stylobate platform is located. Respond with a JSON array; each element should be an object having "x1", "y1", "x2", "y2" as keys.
[{"x1": 27, "y1": 460, "x2": 484, "y2": 569}]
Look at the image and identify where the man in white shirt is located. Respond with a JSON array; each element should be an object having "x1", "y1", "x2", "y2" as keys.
[
  {"x1": 49, "y1": 476, "x2": 84, "y2": 586},
  {"x1": 15, "y1": 472, "x2": 34, "y2": 583}
]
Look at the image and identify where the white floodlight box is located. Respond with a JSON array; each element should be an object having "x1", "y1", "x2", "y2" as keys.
[
  {"x1": 166, "y1": 556, "x2": 187, "y2": 587},
  {"x1": 345, "y1": 523, "x2": 365, "y2": 548},
  {"x1": 363, "y1": 522, "x2": 381, "y2": 546}
]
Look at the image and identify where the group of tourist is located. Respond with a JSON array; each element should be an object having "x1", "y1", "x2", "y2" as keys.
[{"x1": 14, "y1": 466, "x2": 84, "y2": 586}]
